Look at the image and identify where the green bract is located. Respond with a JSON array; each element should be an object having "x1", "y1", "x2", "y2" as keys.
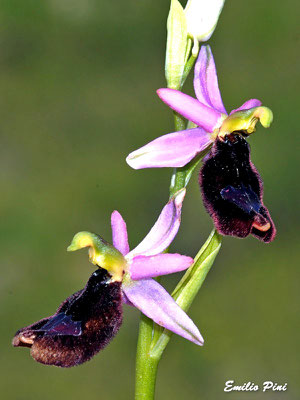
[{"x1": 165, "y1": 0, "x2": 189, "y2": 89}]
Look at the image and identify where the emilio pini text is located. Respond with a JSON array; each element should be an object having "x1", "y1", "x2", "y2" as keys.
[{"x1": 224, "y1": 380, "x2": 287, "y2": 393}]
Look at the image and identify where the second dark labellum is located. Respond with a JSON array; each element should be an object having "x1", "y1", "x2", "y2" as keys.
[
  {"x1": 12, "y1": 268, "x2": 123, "y2": 367},
  {"x1": 199, "y1": 133, "x2": 276, "y2": 242}
]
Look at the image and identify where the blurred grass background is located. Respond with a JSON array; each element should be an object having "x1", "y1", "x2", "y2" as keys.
[{"x1": 0, "y1": 0, "x2": 299, "y2": 399}]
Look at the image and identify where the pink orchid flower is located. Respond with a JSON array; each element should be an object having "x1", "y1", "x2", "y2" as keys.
[
  {"x1": 126, "y1": 45, "x2": 272, "y2": 170},
  {"x1": 13, "y1": 190, "x2": 203, "y2": 368}
]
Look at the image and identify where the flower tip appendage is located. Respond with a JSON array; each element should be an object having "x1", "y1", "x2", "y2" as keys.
[{"x1": 254, "y1": 106, "x2": 273, "y2": 128}]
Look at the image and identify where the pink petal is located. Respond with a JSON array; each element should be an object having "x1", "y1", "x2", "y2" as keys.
[
  {"x1": 157, "y1": 88, "x2": 222, "y2": 132},
  {"x1": 126, "y1": 128, "x2": 212, "y2": 169},
  {"x1": 111, "y1": 210, "x2": 130, "y2": 256},
  {"x1": 194, "y1": 45, "x2": 227, "y2": 114},
  {"x1": 230, "y1": 99, "x2": 262, "y2": 115},
  {"x1": 123, "y1": 279, "x2": 203, "y2": 345},
  {"x1": 129, "y1": 253, "x2": 194, "y2": 280},
  {"x1": 127, "y1": 189, "x2": 186, "y2": 258}
]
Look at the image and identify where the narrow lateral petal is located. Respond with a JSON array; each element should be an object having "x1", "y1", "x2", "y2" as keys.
[
  {"x1": 157, "y1": 88, "x2": 222, "y2": 132},
  {"x1": 230, "y1": 99, "x2": 262, "y2": 115},
  {"x1": 129, "y1": 253, "x2": 194, "y2": 280},
  {"x1": 194, "y1": 45, "x2": 227, "y2": 114},
  {"x1": 123, "y1": 279, "x2": 203, "y2": 345},
  {"x1": 128, "y1": 189, "x2": 186, "y2": 257},
  {"x1": 126, "y1": 128, "x2": 212, "y2": 169},
  {"x1": 111, "y1": 211, "x2": 130, "y2": 256}
]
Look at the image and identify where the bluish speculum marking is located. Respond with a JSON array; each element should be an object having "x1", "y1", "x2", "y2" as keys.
[
  {"x1": 36, "y1": 313, "x2": 82, "y2": 336},
  {"x1": 220, "y1": 184, "x2": 261, "y2": 215}
]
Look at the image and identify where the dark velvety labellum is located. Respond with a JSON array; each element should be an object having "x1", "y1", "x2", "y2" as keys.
[
  {"x1": 199, "y1": 133, "x2": 276, "y2": 242},
  {"x1": 12, "y1": 268, "x2": 123, "y2": 367}
]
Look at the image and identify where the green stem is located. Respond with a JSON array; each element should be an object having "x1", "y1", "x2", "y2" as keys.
[
  {"x1": 173, "y1": 111, "x2": 186, "y2": 131},
  {"x1": 181, "y1": 53, "x2": 197, "y2": 88},
  {"x1": 169, "y1": 147, "x2": 211, "y2": 198},
  {"x1": 134, "y1": 44, "x2": 218, "y2": 400},
  {"x1": 135, "y1": 315, "x2": 159, "y2": 400}
]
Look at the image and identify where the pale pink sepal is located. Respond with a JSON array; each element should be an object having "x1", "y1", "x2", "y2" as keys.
[
  {"x1": 126, "y1": 127, "x2": 212, "y2": 169},
  {"x1": 157, "y1": 88, "x2": 222, "y2": 132},
  {"x1": 130, "y1": 253, "x2": 194, "y2": 280},
  {"x1": 123, "y1": 279, "x2": 204, "y2": 345}
]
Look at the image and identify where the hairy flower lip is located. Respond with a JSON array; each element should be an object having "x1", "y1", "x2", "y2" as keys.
[
  {"x1": 13, "y1": 268, "x2": 123, "y2": 367},
  {"x1": 199, "y1": 134, "x2": 276, "y2": 243}
]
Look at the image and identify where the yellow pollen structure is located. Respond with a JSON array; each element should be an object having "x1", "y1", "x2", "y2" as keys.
[
  {"x1": 67, "y1": 232, "x2": 126, "y2": 282},
  {"x1": 218, "y1": 106, "x2": 273, "y2": 138}
]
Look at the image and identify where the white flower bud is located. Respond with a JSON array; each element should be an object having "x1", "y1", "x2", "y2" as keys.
[{"x1": 184, "y1": 0, "x2": 225, "y2": 55}]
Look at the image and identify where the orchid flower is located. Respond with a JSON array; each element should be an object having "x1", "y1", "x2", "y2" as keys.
[
  {"x1": 13, "y1": 190, "x2": 203, "y2": 368},
  {"x1": 127, "y1": 45, "x2": 276, "y2": 242}
]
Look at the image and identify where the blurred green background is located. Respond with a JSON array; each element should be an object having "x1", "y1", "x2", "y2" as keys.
[{"x1": 1, "y1": 0, "x2": 299, "y2": 399}]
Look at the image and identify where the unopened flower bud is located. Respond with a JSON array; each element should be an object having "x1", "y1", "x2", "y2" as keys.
[{"x1": 184, "y1": 0, "x2": 225, "y2": 55}]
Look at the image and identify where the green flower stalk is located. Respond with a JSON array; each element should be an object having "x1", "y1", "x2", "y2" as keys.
[{"x1": 134, "y1": 3, "x2": 226, "y2": 398}]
